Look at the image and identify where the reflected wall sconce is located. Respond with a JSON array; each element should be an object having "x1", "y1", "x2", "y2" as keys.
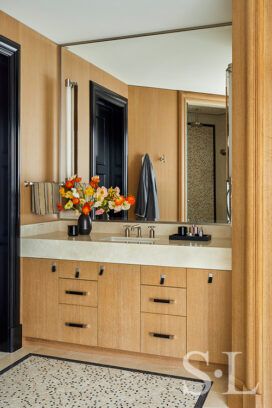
[{"x1": 65, "y1": 78, "x2": 78, "y2": 179}]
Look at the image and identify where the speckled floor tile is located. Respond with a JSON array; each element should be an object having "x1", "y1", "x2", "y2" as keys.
[{"x1": 0, "y1": 354, "x2": 211, "y2": 407}]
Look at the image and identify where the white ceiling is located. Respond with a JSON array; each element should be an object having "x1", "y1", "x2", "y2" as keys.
[
  {"x1": 68, "y1": 26, "x2": 232, "y2": 95},
  {"x1": 0, "y1": 0, "x2": 232, "y2": 44}
]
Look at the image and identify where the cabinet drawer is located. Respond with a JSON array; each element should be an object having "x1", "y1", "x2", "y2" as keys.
[
  {"x1": 141, "y1": 286, "x2": 186, "y2": 316},
  {"x1": 141, "y1": 266, "x2": 186, "y2": 288},
  {"x1": 141, "y1": 313, "x2": 186, "y2": 358},
  {"x1": 59, "y1": 279, "x2": 97, "y2": 307},
  {"x1": 59, "y1": 304, "x2": 97, "y2": 346},
  {"x1": 58, "y1": 260, "x2": 99, "y2": 281}
]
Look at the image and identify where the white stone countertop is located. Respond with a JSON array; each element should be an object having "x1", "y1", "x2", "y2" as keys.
[{"x1": 21, "y1": 230, "x2": 232, "y2": 271}]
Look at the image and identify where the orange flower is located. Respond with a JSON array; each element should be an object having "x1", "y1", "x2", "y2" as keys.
[
  {"x1": 65, "y1": 180, "x2": 74, "y2": 189},
  {"x1": 75, "y1": 177, "x2": 82, "y2": 183},
  {"x1": 72, "y1": 197, "x2": 80, "y2": 205},
  {"x1": 92, "y1": 176, "x2": 100, "y2": 183},
  {"x1": 82, "y1": 204, "x2": 91, "y2": 215},
  {"x1": 57, "y1": 203, "x2": 63, "y2": 212},
  {"x1": 115, "y1": 196, "x2": 125, "y2": 206},
  {"x1": 59, "y1": 187, "x2": 65, "y2": 196},
  {"x1": 126, "y1": 195, "x2": 135, "y2": 205}
]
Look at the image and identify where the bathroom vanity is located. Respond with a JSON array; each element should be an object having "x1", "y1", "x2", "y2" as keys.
[{"x1": 21, "y1": 222, "x2": 232, "y2": 366}]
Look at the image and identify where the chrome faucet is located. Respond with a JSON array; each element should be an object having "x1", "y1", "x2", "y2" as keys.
[
  {"x1": 131, "y1": 224, "x2": 142, "y2": 238},
  {"x1": 123, "y1": 225, "x2": 130, "y2": 238}
]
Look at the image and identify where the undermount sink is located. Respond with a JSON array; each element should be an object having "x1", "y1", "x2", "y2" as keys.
[{"x1": 101, "y1": 236, "x2": 158, "y2": 244}]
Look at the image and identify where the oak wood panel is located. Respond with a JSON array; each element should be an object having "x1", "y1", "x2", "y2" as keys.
[
  {"x1": 58, "y1": 260, "x2": 99, "y2": 281},
  {"x1": 141, "y1": 312, "x2": 186, "y2": 358},
  {"x1": 59, "y1": 279, "x2": 97, "y2": 307},
  {"x1": 141, "y1": 286, "x2": 186, "y2": 316},
  {"x1": 128, "y1": 85, "x2": 179, "y2": 221},
  {"x1": 141, "y1": 266, "x2": 186, "y2": 288},
  {"x1": 187, "y1": 269, "x2": 232, "y2": 365},
  {"x1": 59, "y1": 304, "x2": 97, "y2": 346},
  {"x1": 178, "y1": 91, "x2": 226, "y2": 222},
  {"x1": 61, "y1": 48, "x2": 128, "y2": 181},
  {"x1": 22, "y1": 258, "x2": 58, "y2": 340},
  {"x1": 98, "y1": 263, "x2": 140, "y2": 352},
  {"x1": 0, "y1": 11, "x2": 59, "y2": 225}
]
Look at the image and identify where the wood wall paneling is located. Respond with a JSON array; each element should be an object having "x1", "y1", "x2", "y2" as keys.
[
  {"x1": 0, "y1": 11, "x2": 59, "y2": 224},
  {"x1": 128, "y1": 86, "x2": 179, "y2": 221}
]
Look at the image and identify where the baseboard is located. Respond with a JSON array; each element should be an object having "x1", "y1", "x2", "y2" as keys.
[{"x1": 23, "y1": 336, "x2": 228, "y2": 374}]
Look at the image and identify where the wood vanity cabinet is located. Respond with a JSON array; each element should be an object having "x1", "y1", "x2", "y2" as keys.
[
  {"x1": 98, "y1": 263, "x2": 141, "y2": 352},
  {"x1": 187, "y1": 268, "x2": 232, "y2": 364},
  {"x1": 22, "y1": 258, "x2": 58, "y2": 341},
  {"x1": 21, "y1": 258, "x2": 231, "y2": 365}
]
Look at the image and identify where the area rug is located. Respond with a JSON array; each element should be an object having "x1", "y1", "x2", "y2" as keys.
[{"x1": 0, "y1": 354, "x2": 212, "y2": 407}]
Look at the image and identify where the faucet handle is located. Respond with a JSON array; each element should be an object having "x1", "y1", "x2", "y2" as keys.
[
  {"x1": 148, "y1": 225, "x2": 156, "y2": 238},
  {"x1": 123, "y1": 225, "x2": 131, "y2": 237}
]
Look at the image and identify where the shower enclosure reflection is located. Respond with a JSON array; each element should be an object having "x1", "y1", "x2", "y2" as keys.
[{"x1": 187, "y1": 105, "x2": 227, "y2": 223}]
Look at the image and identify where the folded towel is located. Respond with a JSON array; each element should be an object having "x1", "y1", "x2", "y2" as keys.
[{"x1": 32, "y1": 182, "x2": 61, "y2": 215}]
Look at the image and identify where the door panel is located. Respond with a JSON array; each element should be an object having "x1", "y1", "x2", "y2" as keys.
[
  {"x1": 22, "y1": 258, "x2": 58, "y2": 341},
  {"x1": 98, "y1": 263, "x2": 140, "y2": 352},
  {"x1": 187, "y1": 268, "x2": 232, "y2": 364}
]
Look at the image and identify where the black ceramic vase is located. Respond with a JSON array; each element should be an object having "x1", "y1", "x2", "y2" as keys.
[{"x1": 78, "y1": 214, "x2": 92, "y2": 235}]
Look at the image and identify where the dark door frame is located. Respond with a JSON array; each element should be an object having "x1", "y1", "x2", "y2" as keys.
[
  {"x1": 0, "y1": 35, "x2": 21, "y2": 352},
  {"x1": 90, "y1": 81, "x2": 128, "y2": 198}
]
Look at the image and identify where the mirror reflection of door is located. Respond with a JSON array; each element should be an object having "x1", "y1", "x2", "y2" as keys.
[
  {"x1": 90, "y1": 82, "x2": 128, "y2": 219},
  {"x1": 187, "y1": 104, "x2": 227, "y2": 223}
]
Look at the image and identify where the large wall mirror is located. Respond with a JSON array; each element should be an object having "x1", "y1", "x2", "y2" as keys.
[{"x1": 60, "y1": 25, "x2": 232, "y2": 224}]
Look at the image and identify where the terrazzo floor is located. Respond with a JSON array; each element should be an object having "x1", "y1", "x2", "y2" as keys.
[{"x1": 0, "y1": 345, "x2": 229, "y2": 407}]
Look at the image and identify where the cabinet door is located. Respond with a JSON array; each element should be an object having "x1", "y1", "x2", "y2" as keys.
[
  {"x1": 187, "y1": 269, "x2": 232, "y2": 364},
  {"x1": 22, "y1": 258, "x2": 58, "y2": 341},
  {"x1": 98, "y1": 263, "x2": 140, "y2": 352}
]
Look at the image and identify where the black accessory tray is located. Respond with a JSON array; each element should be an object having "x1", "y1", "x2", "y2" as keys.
[{"x1": 169, "y1": 234, "x2": 211, "y2": 242}]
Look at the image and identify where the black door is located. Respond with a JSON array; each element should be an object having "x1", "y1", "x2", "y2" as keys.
[
  {"x1": 95, "y1": 100, "x2": 123, "y2": 188},
  {"x1": 0, "y1": 36, "x2": 21, "y2": 352},
  {"x1": 90, "y1": 82, "x2": 128, "y2": 219}
]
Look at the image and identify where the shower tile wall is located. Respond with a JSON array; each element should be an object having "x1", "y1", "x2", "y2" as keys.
[{"x1": 187, "y1": 112, "x2": 227, "y2": 223}]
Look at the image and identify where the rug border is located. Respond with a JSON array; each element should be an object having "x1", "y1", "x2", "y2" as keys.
[{"x1": 0, "y1": 353, "x2": 213, "y2": 408}]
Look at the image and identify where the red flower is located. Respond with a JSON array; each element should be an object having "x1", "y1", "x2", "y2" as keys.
[
  {"x1": 90, "y1": 180, "x2": 98, "y2": 189},
  {"x1": 72, "y1": 197, "x2": 80, "y2": 205},
  {"x1": 57, "y1": 203, "x2": 63, "y2": 212},
  {"x1": 65, "y1": 180, "x2": 74, "y2": 189},
  {"x1": 82, "y1": 204, "x2": 91, "y2": 215},
  {"x1": 75, "y1": 177, "x2": 82, "y2": 182},
  {"x1": 115, "y1": 196, "x2": 125, "y2": 206},
  {"x1": 126, "y1": 195, "x2": 135, "y2": 205}
]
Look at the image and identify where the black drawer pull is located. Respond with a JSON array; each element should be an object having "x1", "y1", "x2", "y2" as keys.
[
  {"x1": 99, "y1": 266, "x2": 104, "y2": 276},
  {"x1": 52, "y1": 262, "x2": 56, "y2": 272},
  {"x1": 75, "y1": 268, "x2": 80, "y2": 278},
  {"x1": 160, "y1": 274, "x2": 165, "y2": 285},
  {"x1": 65, "y1": 322, "x2": 87, "y2": 328},
  {"x1": 65, "y1": 290, "x2": 87, "y2": 296},
  {"x1": 152, "y1": 298, "x2": 173, "y2": 304},
  {"x1": 151, "y1": 333, "x2": 174, "y2": 340},
  {"x1": 208, "y1": 273, "x2": 213, "y2": 284}
]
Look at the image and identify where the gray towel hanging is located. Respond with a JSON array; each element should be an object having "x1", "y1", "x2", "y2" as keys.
[{"x1": 135, "y1": 154, "x2": 160, "y2": 221}]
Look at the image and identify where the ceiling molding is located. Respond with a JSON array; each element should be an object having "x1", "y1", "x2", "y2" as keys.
[{"x1": 61, "y1": 21, "x2": 232, "y2": 47}]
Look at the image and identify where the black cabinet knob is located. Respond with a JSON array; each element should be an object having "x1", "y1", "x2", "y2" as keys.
[
  {"x1": 99, "y1": 266, "x2": 104, "y2": 276},
  {"x1": 208, "y1": 273, "x2": 213, "y2": 284},
  {"x1": 52, "y1": 262, "x2": 56, "y2": 272},
  {"x1": 75, "y1": 268, "x2": 80, "y2": 278},
  {"x1": 160, "y1": 274, "x2": 165, "y2": 285}
]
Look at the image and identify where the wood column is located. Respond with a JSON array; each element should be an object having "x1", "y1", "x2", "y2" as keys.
[{"x1": 232, "y1": 0, "x2": 272, "y2": 407}]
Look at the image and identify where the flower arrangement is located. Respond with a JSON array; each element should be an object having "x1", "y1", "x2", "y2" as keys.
[{"x1": 58, "y1": 175, "x2": 135, "y2": 216}]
